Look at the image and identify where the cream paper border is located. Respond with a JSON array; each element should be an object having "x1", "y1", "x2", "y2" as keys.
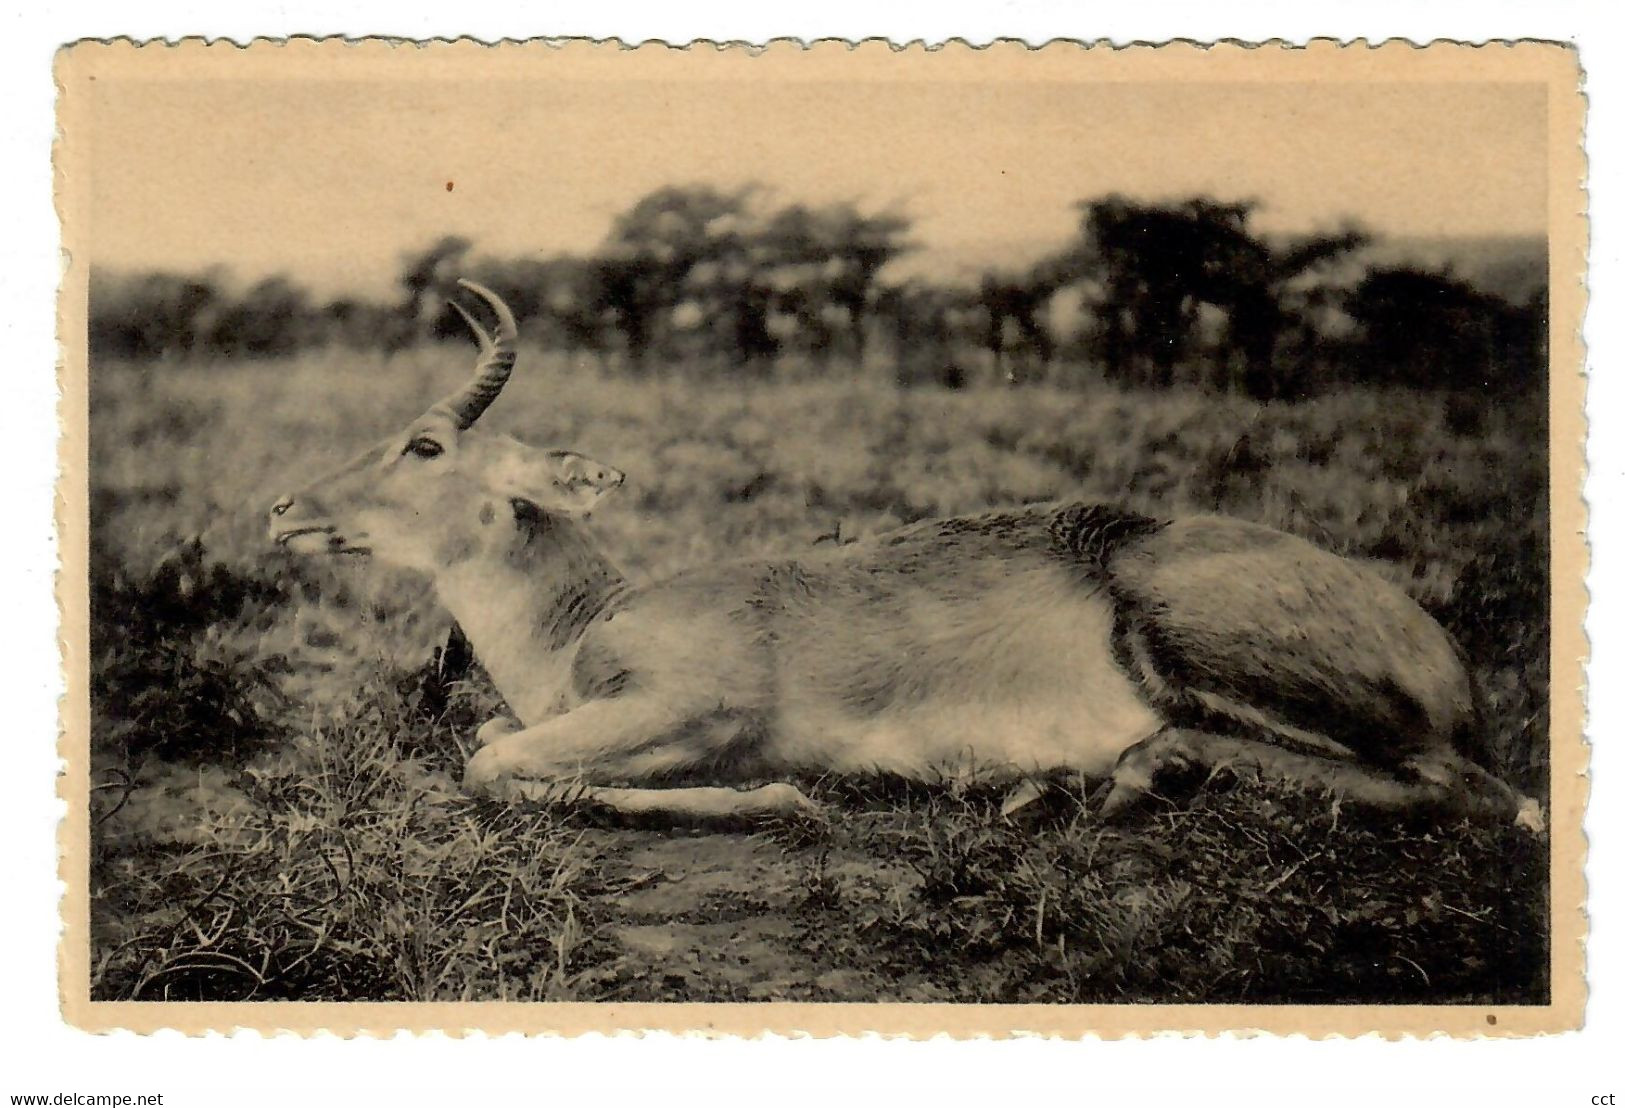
[{"x1": 54, "y1": 37, "x2": 1589, "y2": 1038}]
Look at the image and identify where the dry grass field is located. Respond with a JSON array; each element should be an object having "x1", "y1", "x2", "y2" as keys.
[{"x1": 86, "y1": 346, "x2": 1550, "y2": 1004}]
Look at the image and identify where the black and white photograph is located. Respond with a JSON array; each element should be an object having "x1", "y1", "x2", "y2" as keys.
[{"x1": 55, "y1": 39, "x2": 1585, "y2": 1036}]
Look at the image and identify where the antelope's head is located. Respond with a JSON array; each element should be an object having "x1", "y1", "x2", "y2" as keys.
[{"x1": 267, "y1": 280, "x2": 625, "y2": 575}]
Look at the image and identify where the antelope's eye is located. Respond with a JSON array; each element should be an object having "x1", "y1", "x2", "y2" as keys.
[{"x1": 404, "y1": 436, "x2": 444, "y2": 459}]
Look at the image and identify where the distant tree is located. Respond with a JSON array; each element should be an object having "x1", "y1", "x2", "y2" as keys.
[
  {"x1": 320, "y1": 297, "x2": 362, "y2": 347},
  {"x1": 979, "y1": 273, "x2": 1045, "y2": 384},
  {"x1": 388, "y1": 235, "x2": 472, "y2": 354},
  {"x1": 1080, "y1": 196, "x2": 1367, "y2": 397},
  {"x1": 590, "y1": 187, "x2": 911, "y2": 374},
  {"x1": 592, "y1": 251, "x2": 661, "y2": 371},
  {"x1": 532, "y1": 255, "x2": 617, "y2": 363},
  {"x1": 600, "y1": 184, "x2": 758, "y2": 370},
  {"x1": 976, "y1": 250, "x2": 1090, "y2": 385},
  {"x1": 825, "y1": 205, "x2": 913, "y2": 364},
  {"x1": 755, "y1": 201, "x2": 911, "y2": 365},
  {"x1": 1343, "y1": 266, "x2": 1545, "y2": 394},
  {"x1": 876, "y1": 279, "x2": 977, "y2": 388},
  {"x1": 88, "y1": 270, "x2": 223, "y2": 361},
  {"x1": 207, "y1": 276, "x2": 314, "y2": 359}
]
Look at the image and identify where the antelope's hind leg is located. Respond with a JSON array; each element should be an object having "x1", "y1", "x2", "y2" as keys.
[
  {"x1": 1401, "y1": 748, "x2": 1545, "y2": 832},
  {"x1": 1093, "y1": 728, "x2": 1402, "y2": 818},
  {"x1": 1095, "y1": 727, "x2": 1540, "y2": 829}
]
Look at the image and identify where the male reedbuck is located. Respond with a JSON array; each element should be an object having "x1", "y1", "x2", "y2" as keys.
[{"x1": 269, "y1": 280, "x2": 1542, "y2": 830}]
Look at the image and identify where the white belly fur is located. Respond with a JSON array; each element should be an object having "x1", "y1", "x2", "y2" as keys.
[{"x1": 770, "y1": 570, "x2": 1164, "y2": 782}]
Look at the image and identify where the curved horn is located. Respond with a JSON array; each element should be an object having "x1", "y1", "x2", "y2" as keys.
[{"x1": 438, "y1": 278, "x2": 518, "y2": 429}]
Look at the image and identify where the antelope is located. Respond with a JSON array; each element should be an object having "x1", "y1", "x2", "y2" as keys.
[{"x1": 268, "y1": 280, "x2": 1543, "y2": 831}]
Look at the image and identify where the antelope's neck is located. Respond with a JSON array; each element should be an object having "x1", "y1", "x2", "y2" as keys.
[{"x1": 434, "y1": 516, "x2": 626, "y2": 725}]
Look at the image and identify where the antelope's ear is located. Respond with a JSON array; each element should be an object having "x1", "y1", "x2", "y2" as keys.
[{"x1": 487, "y1": 445, "x2": 626, "y2": 516}]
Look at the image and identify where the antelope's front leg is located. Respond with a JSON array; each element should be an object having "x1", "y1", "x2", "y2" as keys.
[
  {"x1": 462, "y1": 696, "x2": 819, "y2": 822},
  {"x1": 463, "y1": 696, "x2": 679, "y2": 792}
]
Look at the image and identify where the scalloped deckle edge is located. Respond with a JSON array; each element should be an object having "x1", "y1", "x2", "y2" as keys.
[{"x1": 53, "y1": 35, "x2": 1589, "y2": 1040}]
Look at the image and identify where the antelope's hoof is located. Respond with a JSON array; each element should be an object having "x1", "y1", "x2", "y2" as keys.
[
  {"x1": 754, "y1": 782, "x2": 823, "y2": 819},
  {"x1": 1000, "y1": 779, "x2": 1049, "y2": 819},
  {"x1": 463, "y1": 743, "x2": 517, "y2": 795},
  {"x1": 1515, "y1": 798, "x2": 1546, "y2": 835},
  {"x1": 1092, "y1": 765, "x2": 1155, "y2": 821},
  {"x1": 475, "y1": 716, "x2": 522, "y2": 748}
]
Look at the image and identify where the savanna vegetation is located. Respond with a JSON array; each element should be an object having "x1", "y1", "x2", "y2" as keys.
[
  {"x1": 89, "y1": 188, "x2": 1546, "y2": 400},
  {"x1": 87, "y1": 333, "x2": 1550, "y2": 1003}
]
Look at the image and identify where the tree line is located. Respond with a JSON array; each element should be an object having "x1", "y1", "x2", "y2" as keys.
[{"x1": 89, "y1": 185, "x2": 1547, "y2": 399}]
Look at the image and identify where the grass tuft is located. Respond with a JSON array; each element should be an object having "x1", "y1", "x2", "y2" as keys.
[
  {"x1": 91, "y1": 672, "x2": 617, "y2": 1002},
  {"x1": 780, "y1": 778, "x2": 1547, "y2": 1004}
]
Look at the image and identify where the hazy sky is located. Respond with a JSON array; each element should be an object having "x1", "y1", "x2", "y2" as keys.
[{"x1": 85, "y1": 77, "x2": 1547, "y2": 296}]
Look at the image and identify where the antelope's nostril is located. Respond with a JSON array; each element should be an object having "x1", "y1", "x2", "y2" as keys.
[{"x1": 271, "y1": 495, "x2": 294, "y2": 517}]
